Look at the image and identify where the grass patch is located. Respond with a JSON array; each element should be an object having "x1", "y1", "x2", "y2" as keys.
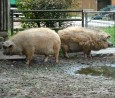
[
  {"x1": 75, "y1": 66, "x2": 115, "y2": 78},
  {"x1": 103, "y1": 26, "x2": 115, "y2": 46}
]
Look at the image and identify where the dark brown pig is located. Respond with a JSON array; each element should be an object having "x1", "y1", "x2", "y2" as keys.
[
  {"x1": 2, "y1": 27, "x2": 61, "y2": 65},
  {"x1": 58, "y1": 26, "x2": 112, "y2": 58}
]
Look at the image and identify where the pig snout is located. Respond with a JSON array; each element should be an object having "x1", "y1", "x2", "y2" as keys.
[
  {"x1": 3, "y1": 51, "x2": 8, "y2": 55},
  {"x1": 3, "y1": 50, "x2": 11, "y2": 55},
  {"x1": 2, "y1": 46, "x2": 13, "y2": 55}
]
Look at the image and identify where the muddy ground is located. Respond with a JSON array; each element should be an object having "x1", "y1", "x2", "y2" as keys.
[{"x1": 0, "y1": 49, "x2": 115, "y2": 98}]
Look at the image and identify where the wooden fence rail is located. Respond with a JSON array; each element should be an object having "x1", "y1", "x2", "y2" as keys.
[{"x1": 10, "y1": 10, "x2": 84, "y2": 35}]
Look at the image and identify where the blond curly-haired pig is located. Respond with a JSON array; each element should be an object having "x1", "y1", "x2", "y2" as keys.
[
  {"x1": 58, "y1": 26, "x2": 112, "y2": 58},
  {"x1": 3, "y1": 27, "x2": 61, "y2": 66}
]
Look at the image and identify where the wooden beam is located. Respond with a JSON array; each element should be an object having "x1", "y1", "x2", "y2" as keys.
[{"x1": 0, "y1": 0, "x2": 9, "y2": 32}]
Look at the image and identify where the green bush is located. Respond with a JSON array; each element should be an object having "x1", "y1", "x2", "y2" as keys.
[{"x1": 16, "y1": 0, "x2": 73, "y2": 28}]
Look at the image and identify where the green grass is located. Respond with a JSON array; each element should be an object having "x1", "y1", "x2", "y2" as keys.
[{"x1": 103, "y1": 26, "x2": 115, "y2": 46}]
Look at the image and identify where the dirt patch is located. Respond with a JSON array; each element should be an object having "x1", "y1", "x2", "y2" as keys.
[{"x1": 0, "y1": 51, "x2": 115, "y2": 98}]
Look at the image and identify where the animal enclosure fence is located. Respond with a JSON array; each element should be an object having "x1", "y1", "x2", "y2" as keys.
[
  {"x1": 0, "y1": 0, "x2": 10, "y2": 41},
  {"x1": 83, "y1": 10, "x2": 115, "y2": 46},
  {"x1": 0, "y1": 0, "x2": 9, "y2": 32},
  {"x1": 10, "y1": 10, "x2": 84, "y2": 35}
]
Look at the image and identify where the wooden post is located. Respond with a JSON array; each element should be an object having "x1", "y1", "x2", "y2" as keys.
[
  {"x1": 0, "y1": 0, "x2": 9, "y2": 40},
  {"x1": 0, "y1": 0, "x2": 9, "y2": 31}
]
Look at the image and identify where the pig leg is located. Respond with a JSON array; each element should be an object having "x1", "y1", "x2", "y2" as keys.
[
  {"x1": 84, "y1": 53, "x2": 91, "y2": 58},
  {"x1": 53, "y1": 45, "x2": 60, "y2": 63},
  {"x1": 25, "y1": 48, "x2": 34, "y2": 65},
  {"x1": 86, "y1": 50, "x2": 92, "y2": 58},
  {"x1": 61, "y1": 45, "x2": 69, "y2": 58},
  {"x1": 26, "y1": 53, "x2": 34, "y2": 65},
  {"x1": 44, "y1": 55, "x2": 49, "y2": 62},
  {"x1": 87, "y1": 53, "x2": 92, "y2": 58},
  {"x1": 54, "y1": 53, "x2": 59, "y2": 63},
  {"x1": 83, "y1": 49, "x2": 91, "y2": 58}
]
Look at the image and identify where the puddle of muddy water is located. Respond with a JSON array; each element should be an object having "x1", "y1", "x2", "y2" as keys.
[
  {"x1": 66, "y1": 64, "x2": 115, "y2": 78},
  {"x1": 75, "y1": 65, "x2": 115, "y2": 78}
]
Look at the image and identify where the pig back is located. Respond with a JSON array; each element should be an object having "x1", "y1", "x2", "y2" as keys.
[{"x1": 10, "y1": 28, "x2": 61, "y2": 54}]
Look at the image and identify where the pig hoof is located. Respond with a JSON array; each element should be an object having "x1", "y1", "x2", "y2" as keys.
[
  {"x1": 65, "y1": 55, "x2": 69, "y2": 58},
  {"x1": 56, "y1": 60, "x2": 59, "y2": 63},
  {"x1": 26, "y1": 61, "x2": 30, "y2": 65},
  {"x1": 44, "y1": 57, "x2": 48, "y2": 62}
]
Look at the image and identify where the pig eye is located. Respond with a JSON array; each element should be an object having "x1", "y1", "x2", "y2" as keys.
[
  {"x1": 3, "y1": 46, "x2": 7, "y2": 49},
  {"x1": 9, "y1": 45, "x2": 13, "y2": 48}
]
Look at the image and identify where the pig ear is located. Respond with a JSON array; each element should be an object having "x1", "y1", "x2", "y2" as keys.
[
  {"x1": 2, "y1": 43, "x2": 14, "y2": 49},
  {"x1": 107, "y1": 35, "x2": 111, "y2": 39},
  {"x1": 2, "y1": 40, "x2": 14, "y2": 48},
  {"x1": 8, "y1": 41, "x2": 14, "y2": 48}
]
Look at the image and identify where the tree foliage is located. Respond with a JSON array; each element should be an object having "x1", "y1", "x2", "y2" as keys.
[{"x1": 16, "y1": 0, "x2": 74, "y2": 28}]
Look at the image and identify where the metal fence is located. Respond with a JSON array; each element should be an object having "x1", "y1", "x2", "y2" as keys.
[{"x1": 10, "y1": 10, "x2": 84, "y2": 35}]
